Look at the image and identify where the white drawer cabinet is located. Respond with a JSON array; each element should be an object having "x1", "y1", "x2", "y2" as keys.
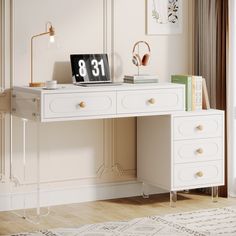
[
  {"x1": 43, "y1": 92, "x2": 116, "y2": 119},
  {"x1": 137, "y1": 110, "x2": 224, "y2": 205}
]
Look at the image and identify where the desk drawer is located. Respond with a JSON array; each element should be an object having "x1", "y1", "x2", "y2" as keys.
[
  {"x1": 117, "y1": 88, "x2": 184, "y2": 114},
  {"x1": 174, "y1": 138, "x2": 223, "y2": 164},
  {"x1": 173, "y1": 161, "x2": 223, "y2": 189},
  {"x1": 43, "y1": 92, "x2": 116, "y2": 119},
  {"x1": 173, "y1": 115, "x2": 223, "y2": 140}
]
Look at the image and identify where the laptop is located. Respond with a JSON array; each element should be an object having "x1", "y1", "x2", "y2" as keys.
[{"x1": 70, "y1": 54, "x2": 122, "y2": 86}]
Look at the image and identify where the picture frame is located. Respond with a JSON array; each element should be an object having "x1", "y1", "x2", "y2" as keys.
[{"x1": 147, "y1": 0, "x2": 183, "y2": 35}]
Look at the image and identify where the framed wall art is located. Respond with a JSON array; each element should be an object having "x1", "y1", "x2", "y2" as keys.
[{"x1": 147, "y1": 0, "x2": 183, "y2": 35}]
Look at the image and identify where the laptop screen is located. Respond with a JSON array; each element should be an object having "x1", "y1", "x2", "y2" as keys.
[{"x1": 70, "y1": 54, "x2": 111, "y2": 83}]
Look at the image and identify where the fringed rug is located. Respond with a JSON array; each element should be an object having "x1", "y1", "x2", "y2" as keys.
[{"x1": 11, "y1": 206, "x2": 236, "y2": 236}]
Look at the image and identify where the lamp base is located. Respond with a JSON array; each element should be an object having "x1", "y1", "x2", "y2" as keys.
[{"x1": 29, "y1": 82, "x2": 45, "y2": 87}]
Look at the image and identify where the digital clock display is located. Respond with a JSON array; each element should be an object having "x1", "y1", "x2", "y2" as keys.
[{"x1": 70, "y1": 54, "x2": 110, "y2": 83}]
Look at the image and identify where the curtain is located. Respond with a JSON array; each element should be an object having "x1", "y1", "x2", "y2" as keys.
[{"x1": 194, "y1": 0, "x2": 228, "y2": 197}]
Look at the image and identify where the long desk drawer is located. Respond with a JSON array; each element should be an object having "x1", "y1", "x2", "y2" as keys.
[
  {"x1": 43, "y1": 92, "x2": 116, "y2": 119},
  {"x1": 117, "y1": 88, "x2": 184, "y2": 114}
]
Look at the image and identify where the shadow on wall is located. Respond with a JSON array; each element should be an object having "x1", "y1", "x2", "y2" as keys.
[
  {"x1": 52, "y1": 61, "x2": 72, "y2": 84},
  {"x1": 112, "y1": 53, "x2": 123, "y2": 81}
]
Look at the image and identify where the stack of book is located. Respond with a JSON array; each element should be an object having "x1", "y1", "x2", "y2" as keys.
[
  {"x1": 171, "y1": 75, "x2": 210, "y2": 111},
  {"x1": 124, "y1": 75, "x2": 158, "y2": 84}
]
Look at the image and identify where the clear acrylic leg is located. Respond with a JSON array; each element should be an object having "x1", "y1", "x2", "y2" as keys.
[
  {"x1": 142, "y1": 182, "x2": 149, "y2": 199},
  {"x1": 170, "y1": 191, "x2": 177, "y2": 207},
  {"x1": 10, "y1": 118, "x2": 50, "y2": 224},
  {"x1": 22, "y1": 119, "x2": 27, "y2": 219},
  {"x1": 36, "y1": 121, "x2": 41, "y2": 218},
  {"x1": 212, "y1": 186, "x2": 218, "y2": 203}
]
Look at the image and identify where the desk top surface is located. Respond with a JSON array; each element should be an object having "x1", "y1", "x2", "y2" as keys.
[{"x1": 13, "y1": 83, "x2": 185, "y2": 94}]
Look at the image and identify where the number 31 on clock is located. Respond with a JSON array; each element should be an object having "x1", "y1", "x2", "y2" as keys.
[{"x1": 78, "y1": 59, "x2": 105, "y2": 77}]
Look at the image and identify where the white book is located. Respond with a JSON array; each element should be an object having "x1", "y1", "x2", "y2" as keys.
[
  {"x1": 193, "y1": 76, "x2": 202, "y2": 110},
  {"x1": 124, "y1": 75, "x2": 158, "y2": 80},
  {"x1": 124, "y1": 78, "x2": 158, "y2": 84}
]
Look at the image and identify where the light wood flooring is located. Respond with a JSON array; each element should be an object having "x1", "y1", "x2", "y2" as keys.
[{"x1": 1, "y1": 192, "x2": 236, "y2": 235}]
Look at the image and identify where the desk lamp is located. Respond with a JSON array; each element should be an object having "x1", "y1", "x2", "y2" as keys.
[{"x1": 29, "y1": 22, "x2": 55, "y2": 87}]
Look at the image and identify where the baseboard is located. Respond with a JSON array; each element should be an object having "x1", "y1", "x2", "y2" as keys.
[{"x1": 0, "y1": 181, "x2": 165, "y2": 211}]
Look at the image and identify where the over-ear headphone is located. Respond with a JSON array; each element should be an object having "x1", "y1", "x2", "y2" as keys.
[{"x1": 132, "y1": 41, "x2": 151, "y2": 67}]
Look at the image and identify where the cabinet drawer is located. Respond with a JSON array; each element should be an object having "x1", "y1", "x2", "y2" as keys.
[
  {"x1": 173, "y1": 115, "x2": 223, "y2": 140},
  {"x1": 173, "y1": 161, "x2": 223, "y2": 189},
  {"x1": 43, "y1": 92, "x2": 116, "y2": 119},
  {"x1": 117, "y1": 88, "x2": 184, "y2": 114},
  {"x1": 174, "y1": 138, "x2": 223, "y2": 163}
]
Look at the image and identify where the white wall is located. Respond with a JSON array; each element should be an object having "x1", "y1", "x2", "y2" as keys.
[
  {"x1": 0, "y1": 0, "x2": 193, "y2": 211},
  {"x1": 228, "y1": 0, "x2": 236, "y2": 197}
]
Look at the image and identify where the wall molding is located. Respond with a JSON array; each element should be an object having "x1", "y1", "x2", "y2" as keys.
[
  {"x1": 7, "y1": 0, "x2": 136, "y2": 190},
  {"x1": 0, "y1": 0, "x2": 192, "y2": 210},
  {"x1": 0, "y1": 113, "x2": 5, "y2": 182},
  {"x1": 0, "y1": 0, "x2": 8, "y2": 182},
  {"x1": 1, "y1": 0, "x2": 5, "y2": 91},
  {"x1": 0, "y1": 1, "x2": 3, "y2": 182},
  {"x1": 0, "y1": 181, "x2": 165, "y2": 211}
]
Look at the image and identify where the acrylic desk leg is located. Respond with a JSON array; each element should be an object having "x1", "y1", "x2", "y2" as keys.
[
  {"x1": 22, "y1": 119, "x2": 28, "y2": 219},
  {"x1": 212, "y1": 186, "x2": 218, "y2": 203},
  {"x1": 36, "y1": 121, "x2": 41, "y2": 218},
  {"x1": 170, "y1": 191, "x2": 177, "y2": 207},
  {"x1": 142, "y1": 182, "x2": 149, "y2": 199}
]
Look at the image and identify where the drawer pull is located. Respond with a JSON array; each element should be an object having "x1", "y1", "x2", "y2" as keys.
[
  {"x1": 148, "y1": 98, "x2": 156, "y2": 104},
  {"x1": 79, "y1": 101, "x2": 86, "y2": 108},
  {"x1": 196, "y1": 148, "x2": 204, "y2": 154},
  {"x1": 196, "y1": 125, "x2": 204, "y2": 131},
  {"x1": 196, "y1": 171, "x2": 203, "y2": 177}
]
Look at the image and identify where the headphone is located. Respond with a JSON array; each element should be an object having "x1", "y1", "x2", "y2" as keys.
[{"x1": 132, "y1": 41, "x2": 151, "y2": 67}]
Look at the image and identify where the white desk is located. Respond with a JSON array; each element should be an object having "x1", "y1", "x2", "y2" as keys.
[{"x1": 11, "y1": 83, "x2": 224, "y2": 210}]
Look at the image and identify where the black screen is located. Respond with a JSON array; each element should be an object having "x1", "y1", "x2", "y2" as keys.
[{"x1": 70, "y1": 54, "x2": 110, "y2": 83}]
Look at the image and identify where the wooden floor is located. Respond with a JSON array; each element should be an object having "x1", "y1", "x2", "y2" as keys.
[{"x1": 1, "y1": 192, "x2": 236, "y2": 235}]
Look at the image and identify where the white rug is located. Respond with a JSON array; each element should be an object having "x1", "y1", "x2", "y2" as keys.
[{"x1": 11, "y1": 206, "x2": 236, "y2": 236}]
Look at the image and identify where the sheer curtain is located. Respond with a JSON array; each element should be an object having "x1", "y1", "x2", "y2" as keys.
[
  {"x1": 228, "y1": 0, "x2": 236, "y2": 197},
  {"x1": 194, "y1": 0, "x2": 228, "y2": 196}
]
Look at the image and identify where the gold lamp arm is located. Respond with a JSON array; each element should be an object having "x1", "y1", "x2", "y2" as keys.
[{"x1": 29, "y1": 23, "x2": 55, "y2": 87}]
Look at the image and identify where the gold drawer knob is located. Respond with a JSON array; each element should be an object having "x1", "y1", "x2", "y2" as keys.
[
  {"x1": 148, "y1": 98, "x2": 156, "y2": 104},
  {"x1": 196, "y1": 171, "x2": 203, "y2": 177},
  {"x1": 196, "y1": 148, "x2": 204, "y2": 154},
  {"x1": 196, "y1": 125, "x2": 204, "y2": 131},
  {"x1": 79, "y1": 101, "x2": 86, "y2": 108}
]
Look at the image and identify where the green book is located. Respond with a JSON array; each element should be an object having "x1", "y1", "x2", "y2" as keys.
[{"x1": 171, "y1": 75, "x2": 192, "y2": 111}]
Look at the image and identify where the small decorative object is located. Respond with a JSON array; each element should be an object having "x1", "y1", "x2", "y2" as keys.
[
  {"x1": 45, "y1": 80, "x2": 58, "y2": 90},
  {"x1": 124, "y1": 41, "x2": 157, "y2": 84},
  {"x1": 132, "y1": 41, "x2": 151, "y2": 75},
  {"x1": 30, "y1": 22, "x2": 56, "y2": 87},
  {"x1": 147, "y1": 0, "x2": 183, "y2": 35}
]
